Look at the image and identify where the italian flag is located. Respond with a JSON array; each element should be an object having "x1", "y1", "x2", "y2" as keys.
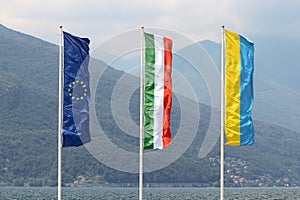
[{"x1": 143, "y1": 32, "x2": 173, "y2": 150}]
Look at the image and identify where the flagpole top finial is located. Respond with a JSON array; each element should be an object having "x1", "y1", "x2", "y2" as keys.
[
  {"x1": 59, "y1": 25, "x2": 63, "y2": 29},
  {"x1": 141, "y1": 26, "x2": 144, "y2": 29},
  {"x1": 222, "y1": 25, "x2": 225, "y2": 29}
]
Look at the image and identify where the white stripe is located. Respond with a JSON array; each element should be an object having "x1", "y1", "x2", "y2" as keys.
[{"x1": 153, "y1": 35, "x2": 164, "y2": 149}]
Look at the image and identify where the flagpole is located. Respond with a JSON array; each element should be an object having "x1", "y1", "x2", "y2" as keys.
[
  {"x1": 139, "y1": 26, "x2": 145, "y2": 200},
  {"x1": 220, "y1": 25, "x2": 225, "y2": 200},
  {"x1": 58, "y1": 25, "x2": 63, "y2": 200}
]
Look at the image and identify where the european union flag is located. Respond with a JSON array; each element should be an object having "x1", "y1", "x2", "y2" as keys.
[{"x1": 63, "y1": 32, "x2": 91, "y2": 147}]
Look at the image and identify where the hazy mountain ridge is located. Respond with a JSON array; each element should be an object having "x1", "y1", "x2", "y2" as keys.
[
  {"x1": 198, "y1": 40, "x2": 300, "y2": 132},
  {"x1": 108, "y1": 37, "x2": 300, "y2": 132}
]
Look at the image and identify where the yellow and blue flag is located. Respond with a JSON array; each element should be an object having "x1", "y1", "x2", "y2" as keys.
[
  {"x1": 62, "y1": 32, "x2": 91, "y2": 147},
  {"x1": 225, "y1": 30, "x2": 254, "y2": 146}
]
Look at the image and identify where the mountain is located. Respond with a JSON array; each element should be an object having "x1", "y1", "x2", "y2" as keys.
[
  {"x1": 106, "y1": 35, "x2": 300, "y2": 133},
  {"x1": 253, "y1": 35, "x2": 300, "y2": 93},
  {"x1": 199, "y1": 40, "x2": 300, "y2": 132},
  {"x1": 0, "y1": 24, "x2": 58, "y2": 91},
  {"x1": 200, "y1": 36, "x2": 300, "y2": 94},
  {"x1": 0, "y1": 24, "x2": 299, "y2": 188}
]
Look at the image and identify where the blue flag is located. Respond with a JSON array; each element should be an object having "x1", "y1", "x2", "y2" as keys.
[{"x1": 62, "y1": 31, "x2": 91, "y2": 147}]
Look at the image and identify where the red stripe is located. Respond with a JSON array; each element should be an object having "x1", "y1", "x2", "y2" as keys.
[{"x1": 163, "y1": 37, "x2": 172, "y2": 148}]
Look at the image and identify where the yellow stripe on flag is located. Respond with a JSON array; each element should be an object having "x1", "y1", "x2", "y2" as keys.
[{"x1": 225, "y1": 30, "x2": 241, "y2": 146}]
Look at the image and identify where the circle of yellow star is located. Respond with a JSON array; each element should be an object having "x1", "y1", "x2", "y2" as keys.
[{"x1": 67, "y1": 80, "x2": 88, "y2": 100}]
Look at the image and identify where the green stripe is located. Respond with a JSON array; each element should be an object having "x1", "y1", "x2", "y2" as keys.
[{"x1": 144, "y1": 33, "x2": 155, "y2": 149}]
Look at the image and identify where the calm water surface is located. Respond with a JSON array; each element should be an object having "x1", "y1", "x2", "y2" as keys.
[{"x1": 0, "y1": 187, "x2": 299, "y2": 200}]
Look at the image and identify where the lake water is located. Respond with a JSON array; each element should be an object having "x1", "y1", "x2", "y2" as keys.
[{"x1": 0, "y1": 187, "x2": 299, "y2": 200}]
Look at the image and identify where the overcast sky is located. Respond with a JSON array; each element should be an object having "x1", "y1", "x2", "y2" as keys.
[{"x1": 1, "y1": 0, "x2": 300, "y2": 47}]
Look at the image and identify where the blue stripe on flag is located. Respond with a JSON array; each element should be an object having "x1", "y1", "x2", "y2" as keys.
[{"x1": 239, "y1": 35, "x2": 254, "y2": 146}]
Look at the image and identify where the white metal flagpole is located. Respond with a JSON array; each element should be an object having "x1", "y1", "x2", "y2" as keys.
[
  {"x1": 58, "y1": 25, "x2": 63, "y2": 200},
  {"x1": 139, "y1": 26, "x2": 145, "y2": 200},
  {"x1": 220, "y1": 25, "x2": 225, "y2": 200}
]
